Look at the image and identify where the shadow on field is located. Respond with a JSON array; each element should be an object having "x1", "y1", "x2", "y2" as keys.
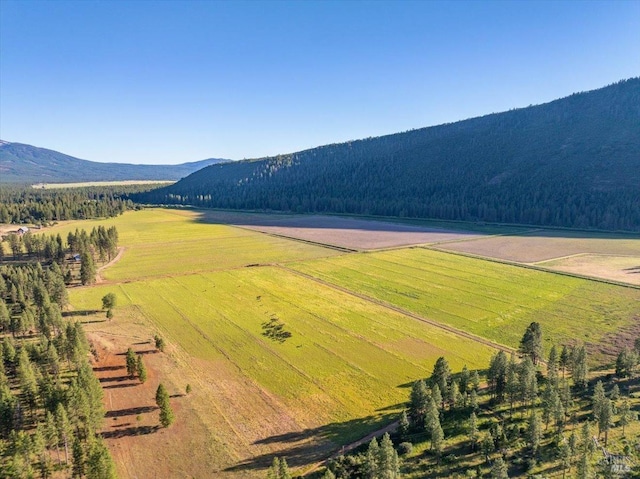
[
  {"x1": 103, "y1": 383, "x2": 138, "y2": 390},
  {"x1": 101, "y1": 425, "x2": 159, "y2": 439},
  {"x1": 223, "y1": 413, "x2": 394, "y2": 473},
  {"x1": 115, "y1": 349, "x2": 158, "y2": 356},
  {"x1": 93, "y1": 365, "x2": 125, "y2": 372},
  {"x1": 98, "y1": 375, "x2": 133, "y2": 383},
  {"x1": 63, "y1": 309, "x2": 102, "y2": 317},
  {"x1": 105, "y1": 405, "x2": 158, "y2": 418}
]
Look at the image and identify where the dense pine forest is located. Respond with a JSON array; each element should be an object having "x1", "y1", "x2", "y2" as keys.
[
  {"x1": 0, "y1": 226, "x2": 120, "y2": 477},
  {"x1": 137, "y1": 78, "x2": 640, "y2": 231},
  {"x1": 0, "y1": 186, "x2": 144, "y2": 225}
]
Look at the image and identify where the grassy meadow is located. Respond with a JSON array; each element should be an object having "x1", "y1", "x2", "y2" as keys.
[
  {"x1": 38, "y1": 207, "x2": 638, "y2": 476},
  {"x1": 290, "y1": 248, "x2": 640, "y2": 359}
]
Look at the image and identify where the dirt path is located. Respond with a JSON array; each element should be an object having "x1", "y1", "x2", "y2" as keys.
[
  {"x1": 302, "y1": 420, "x2": 400, "y2": 476},
  {"x1": 279, "y1": 265, "x2": 515, "y2": 356},
  {"x1": 96, "y1": 247, "x2": 126, "y2": 283}
]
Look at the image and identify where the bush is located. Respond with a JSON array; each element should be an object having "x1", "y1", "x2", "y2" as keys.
[{"x1": 398, "y1": 442, "x2": 413, "y2": 456}]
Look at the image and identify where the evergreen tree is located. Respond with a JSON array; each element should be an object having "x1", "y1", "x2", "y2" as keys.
[
  {"x1": 618, "y1": 399, "x2": 637, "y2": 436},
  {"x1": 519, "y1": 322, "x2": 543, "y2": 365},
  {"x1": 488, "y1": 351, "x2": 508, "y2": 402},
  {"x1": 378, "y1": 433, "x2": 400, "y2": 479},
  {"x1": 597, "y1": 398, "x2": 613, "y2": 446},
  {"x1": 398, "y1": 410, "x2": 410, "y2": 439},
  {"x1": 490, "y1": 456, "x2": 509, "y2": 479},
  {"x1": 72, "y1": 436, "x2": 85, "y2": 478},
  {"x1": 365, "y1": 437, "x2": 380, "y2": 479},
  {"x1": 86, "y1": 438, "x2": 117, "y2": 479},
  {"x1": 125, "y1": 348, "x2": 137, "y2": 378},
  {"x1": 136, "y1": 354, "x2": 147, "y2": 383},
  {"x1": 468, "y1": 412, "x2": 479, "y2": 451},
  {"x1": 526, "y1": 410, "x2": 542, "y2": 456},
  {"x1": 409, "y1": 379, "x2": 429, "y2": 427},
  {"x1": 80, "y1": 252, "x2": 96, "y2": 285},
  {"x1": 430, "y1": 356, "x2": 451, "y2": 396}
]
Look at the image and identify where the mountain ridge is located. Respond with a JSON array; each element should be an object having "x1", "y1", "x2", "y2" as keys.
[
  {"x1": 139, "y1": 78, "x2": 640, "y2": 231},
  {"x1": 0, "y1": 141, "x2": 230, "y2": 183}
]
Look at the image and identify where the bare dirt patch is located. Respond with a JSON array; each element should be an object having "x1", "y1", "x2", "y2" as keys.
[
  {"x1": 538, "y1": 254, "x2": 640, "y2": 286},
  {"x1": 437, "y1": 229, "x2": 640, "y2": 263},
  {"x1": 197, "y1": 211, "x2": 487, "y2": 250}
]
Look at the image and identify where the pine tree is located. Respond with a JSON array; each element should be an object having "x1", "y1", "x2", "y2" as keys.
[
  {"x1": 618, "y1": 399, "x2": 637, "y2": 436},
  {"x1": 136, "y1": 354, "x2": 147, "y2": 383},
  {"x1": 72, "y1": 436, "x2": 85, "y2": 478},
  {"x1": 125, "y1": 348, "x2": 137, "y2": 378},
  {"x1": 378, "y1": 433, "x2": 400, "y2": 479},
  {"x1": 519, "y1": 322, "x2": 543, "y2": 365},
  {"x1": 398, "y1": 410, "x2": 410, "y2": 439},
  {"x1": 409, "y1": 379, "x2": 429, "y2": 427},
  {"x1": 490, "y1": 456, "x2": 509, "y2": 479},
  {"x1": 468, "y1": 412, "x2": 479, "y2": 451},
  {"x1": 526, "y1": 410, "x2": 542, "y2": 456}
]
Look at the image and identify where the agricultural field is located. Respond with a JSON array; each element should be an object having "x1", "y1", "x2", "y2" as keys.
[
  {"x1": 57, "y1": 208, "x2": 497, "y2": 477},
  {"x1": 43, "y1": 208, "x2": 343, "y2": 281},
  {"x1": 197, "y1": 210, "x2": 491, "y2": 250},
  {"x1": 290, "y1": 248, "x2": 640, "y2": 360},
  {"x1": 536, "y1": 254, "x2": 640, "y2": 286},
  {"x1": 17, "y1": 207, "x2": 638, "y2": 477}
]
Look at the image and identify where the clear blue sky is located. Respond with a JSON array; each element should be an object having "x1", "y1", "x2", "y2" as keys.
[{"x1": 1, "y1": 0, "x2": 639, "y2": 165}]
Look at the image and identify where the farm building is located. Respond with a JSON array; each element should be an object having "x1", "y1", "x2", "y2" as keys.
[{"x1": 17, "y1": 226, "x2": 29, "y2": 234}]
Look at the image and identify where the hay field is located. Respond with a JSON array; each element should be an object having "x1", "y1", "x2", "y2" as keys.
[
  {"x1": 537, "y1": 254, "x2": 640, "y2": 286},
  {"x1": 64, "y1": 209, "x2": 498, "y2": 477},
  {"x1": 437, "y1": 229, "x2": 640, "y2": 263},
  {"x1": 290, "y1": 248, "x2": 640, "y2": 358}
]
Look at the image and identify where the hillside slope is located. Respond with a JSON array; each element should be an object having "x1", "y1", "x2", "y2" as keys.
[
  {"x1": 140, "y1": 78, "x2": 640, "y2": 231},
  {"x1": 0, "y1": 141, "x2": 229, "y2": 183}
]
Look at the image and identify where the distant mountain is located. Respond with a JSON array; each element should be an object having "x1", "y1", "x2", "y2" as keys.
[
  {"x1": 0, "y1": 142, "x2": 230, "y2": 183},
  {"x1": 139, "y1": 78, "x2": 640, "y2": 231}
]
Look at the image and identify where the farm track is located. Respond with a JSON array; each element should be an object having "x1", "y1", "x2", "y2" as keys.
[{"x1": 278, "y1": 265, "x2": 515, "y2": 356}]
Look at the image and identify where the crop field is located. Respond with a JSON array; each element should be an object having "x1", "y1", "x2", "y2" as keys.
[
  {"x1": 45, "y1": 208, "x2": 342, "y2": 281},
  {"x1": 59, "y1": 208, "x2": 499, "y2": 477},
  {"x1": 197, "y1": 210, "x2": 491, "y2": 250},
  {"x1": 53, "y1": 208, "x2": 640, "y2": 477},
  {"x1": 536, "y1": 254, "x2": 640, "y2": 286},
  {"x1": 437, "y1": 229, "x2": 640, "y2": 263},
  {"x1": 290, "y1": 248, "x2": 640, "y2": 359},
  {"x1": 69, "y1": 266, "x2": 495, "y2": 477}
]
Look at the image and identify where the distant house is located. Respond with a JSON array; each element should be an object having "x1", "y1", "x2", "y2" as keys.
[
  {"x1": 17, "y1": 226, "x2": 29, "y2": 235},
  {"x1": 72, "y1": 254, "x2": 82, "y2": 262}
]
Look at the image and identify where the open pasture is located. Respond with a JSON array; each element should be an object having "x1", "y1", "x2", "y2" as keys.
[
  {"x1": 197, "y1": 210, "x2": 490, "y2": 250},
  {"x1": 44, "y1": 208, "x2": 342, "y2": 281},
  {"x1": 69, "y1": 266, "x2": 495, "y2": 476},
  {"x1": 290, "y1": 248, "x2": 640, "y2": 359}
]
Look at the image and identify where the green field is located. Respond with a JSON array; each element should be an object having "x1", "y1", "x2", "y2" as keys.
[
  {"x1": 70, "y1": 266, "x2": 494, "y2": 439},
  {"x1": 290, "y1": 248, "x2": 640, "y2": 357},
  {"x1": 46, "y1": 208, "x2": 342, "y2": 281},
  {"x1": 58, "y1": 208, "x2": 640, "y2": 476}
]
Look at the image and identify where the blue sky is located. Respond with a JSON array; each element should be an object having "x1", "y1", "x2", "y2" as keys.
[{"x1": 1, "y1": 0, "x2": 639, "y2": 165}]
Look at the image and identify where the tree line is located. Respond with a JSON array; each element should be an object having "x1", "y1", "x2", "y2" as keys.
[
  {"x1": 0, "y1": 186, "x2": 142, "y2": 226},
  {"x1": 0, "y1": 261, "x2": 117, "y2": 478},
  {"x1": 1, "y1": 225, "x2": 119, "y2": 287}
]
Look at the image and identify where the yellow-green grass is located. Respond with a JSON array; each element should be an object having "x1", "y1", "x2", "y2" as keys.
[
  {"x1": 69, "y1": 266, "x2": 495, "y2": 445},
  {"x1": 290, "y1": 248, "x2": 640, "y2": 360},
  {"x1": 43, "y1": 208, "x2": 342, "y2": 281}
]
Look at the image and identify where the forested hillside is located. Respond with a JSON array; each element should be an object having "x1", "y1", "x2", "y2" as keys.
[
  {"x1": 0, "y1": 141, "x2": 229, "y2": 183},
  {"x1": 139, "y1": 78, "x2": 640, "y2": 231}
]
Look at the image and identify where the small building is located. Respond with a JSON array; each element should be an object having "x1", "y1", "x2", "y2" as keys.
[
  {"x1": 72, "y1": 254, "x2": 81, "y2": 262},
  {"x1": 17, "y1": 226, "x2": 29, "y2": 235}
]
